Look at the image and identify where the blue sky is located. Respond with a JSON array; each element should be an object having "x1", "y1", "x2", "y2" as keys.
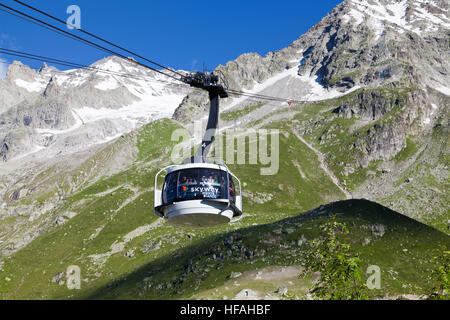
[{"x1": 0, "y1": 0, "x2": 343, "y2": 77}]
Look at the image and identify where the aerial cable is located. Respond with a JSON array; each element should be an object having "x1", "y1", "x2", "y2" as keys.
[
  {"x1": 1, "y1": 48, "x2": 89, "y2": 69},
  {"x1": 228, "y1": 88, "x2": 304, "y2": 103},
  {"x1": 0, "y1": 48, "x2": 190, "y2": 90},
  {"x1": 0, "y1": 3, "x2": 182, "y2": 82},
  {"x1": 0, "y1": 7, "x2": 115, "y2": 57},
  {"x1": 0, "y1": 52, "x2": 303, "y2": 105},
  {"x1": 0, "y1": 6, "x2": 123, "y2": 62},
  {"x1": 0, "y1": 47, "x2": 305, "y2": 105},
  {"x1": 0, "y1": 50, "x2": 83, "y2": 70},
  {"x1": 0, "y1": 6, "x2": 306, "y2": 105},
  {"x1": 0, "y1": 48, "x2": 295, "y2": 103},
  {"x1": 4, "y1": 2, "x2": 307, "y2": 105},
  {"x1": 228, "y1": 90, "x2": 286, "y2": 102},
  {"x1": 13, "y1": 0, "x2": 185, "y2": 79},
  {"x1": 228, "y1": 90, "x2": 303, "y2": 104}
]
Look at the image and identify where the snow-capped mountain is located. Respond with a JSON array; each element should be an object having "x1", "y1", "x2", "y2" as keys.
[{"x1": 0, "y1": 56, "x2": 189, "y2": 161}]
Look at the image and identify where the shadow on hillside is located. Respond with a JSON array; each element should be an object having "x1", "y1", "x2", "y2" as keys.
[{"x1": 85, "y1": 199, "x2": 448, "y2": 300}]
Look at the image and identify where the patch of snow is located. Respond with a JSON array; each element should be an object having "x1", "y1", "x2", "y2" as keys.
[
  {"x1": 73, "y1": 92, "x2": 185, "y2": 128},
  {"x1": 95, "y1": 132, "x2": 125, "y2": 145},
  {"x1": 54, "y1": 71, "x2": 89, "y2": 87},
  {"x1": 14, "y1": 78, "x2": 47, "y2": 92},
  {"x1": 385, "y1": 0, "x2": 408, "y2": 26},
  {"x1": 424, "y1": 117, "x2": 431, "y2": 125},
  {"x1": 62, "y1": 68, "x2": 77, "y2": 73},
  {"x1": 352, "y1": 0, "x2": 408, "y2": 29},
  {"x1": 347, "y1": 8, "x2": 365, "y2": 25},
  {"x1": 53, "y1": 73, "x2": 70, "y2": 86},
  {"x1": 305, "y1": 78, "x2": 361, "y2": 101},
  {"x1": 369, "y1": 17, "x2": 385, "y2": 41},
  {"x1": 348, "y1": 0, "x2": 448, "y2": 35},
  {"x1": 224, "y1": 67, "x2": 305, "y2": 110},
  {"x1": 431, "y1": 103, "x2": 438, "y2": 110},
  {"x1": 225, "y1": 56, "x2": 361, "y2": 112},
  {"x1": 414, "y1": 5, "x2": 450, "y2": 27},
  {"x1": 435, "y1": 86, "x2": 450, "y2": 96},
  {"x1": 98, "y1": 59, "x2": 123, "y2": 72},
  {"x1": 95, "y1": 76, "x2": 119, "y2": 91}
]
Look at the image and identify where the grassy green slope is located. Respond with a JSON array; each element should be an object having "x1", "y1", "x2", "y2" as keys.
[
  {"x1": 247, "y1": 87, "x2": 449, "y2": 233},
  {"x1": 82, "y1": 199, "x2": 450, "y2": 300},
  {"x1": 381, "y1": 124, "x2": 449, "y2": 232},
  {"x1": 0, "y1": 92, "x2": 447, "y2": 299},
  {"x1": 0, "y1": 116, "x2": 345, "y2": 299}
]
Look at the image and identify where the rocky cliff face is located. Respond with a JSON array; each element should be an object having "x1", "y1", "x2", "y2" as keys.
[{"x1": 297, "y1": 0, "x2": 449, "y2": 89}]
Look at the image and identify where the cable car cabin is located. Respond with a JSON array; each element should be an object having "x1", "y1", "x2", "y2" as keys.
[{"x1": 154, "y1": 162, "x2": 243, "y2": 228}]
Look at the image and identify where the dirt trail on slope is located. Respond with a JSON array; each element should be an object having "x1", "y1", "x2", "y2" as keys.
[{"x1": 292, "y1": 130, "x2": 352, "y2": 200}]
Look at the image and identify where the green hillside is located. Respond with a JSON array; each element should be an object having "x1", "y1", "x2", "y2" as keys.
[
  {"x1": 87, "y1": 199, "x2": 449, "y2": 300},
  {"x1": 0, "y1": 117, "x2": 448, "y2": 300}
]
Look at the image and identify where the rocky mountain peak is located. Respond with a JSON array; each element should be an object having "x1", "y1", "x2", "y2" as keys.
[
  {"x1": 38, "y1": 62, "x2": 58, "y2": 75},
  {"x1": 5, "y1": 60, "x2": 37, "y2": 81},
  {"x1": 38, "y1": 62, "x2": 48, "y2": 71},
  {"x1": 289, "y1": 0, "x2": 449, "y2": 92}
]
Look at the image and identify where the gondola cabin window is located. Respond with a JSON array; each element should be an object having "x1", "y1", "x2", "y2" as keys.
[{"x1": 162, "y1": 168, "x2": 236, "y2": 205}]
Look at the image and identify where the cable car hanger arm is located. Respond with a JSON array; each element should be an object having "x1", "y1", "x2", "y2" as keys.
[{"x1": 182, "y1": 72, "x2": 228, "y2": 164}]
